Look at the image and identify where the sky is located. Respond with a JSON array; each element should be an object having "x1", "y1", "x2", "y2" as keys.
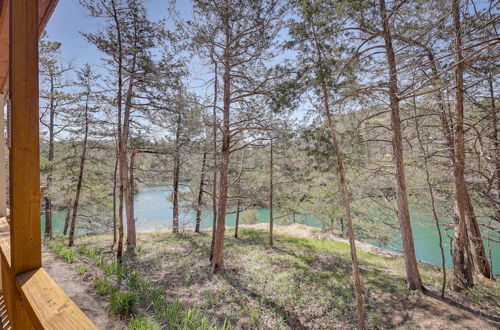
[{"x1": 46, "y1": 0, "x2": 175, "y2": 68}]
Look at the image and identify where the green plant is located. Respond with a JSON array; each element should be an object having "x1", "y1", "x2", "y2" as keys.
[
  {"x1": 128, "y1": 271, "x2": 141, "y2": 290},
  {"x1": 106, "y1": 260, "x2": 127, "y2": 281},
  {"x1": 75, "y1": 265, "x2": 87, "y2": 275},
  {"x1": 108, "y1": 291, "x2": 138, "y2": 319},
  {"x1": 94, "y1": 278, "x2": 113, "y2": 296},
  {"x1": 128, "y1": 316, "x2": 161, "y2": 330},
  {"x1": 47, "y1": 241, "x2": 77, "y2": 263}
]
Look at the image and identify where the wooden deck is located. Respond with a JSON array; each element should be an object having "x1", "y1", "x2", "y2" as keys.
[{"x1": 0, "y1": 218, "x2": 96, "y2": 329}]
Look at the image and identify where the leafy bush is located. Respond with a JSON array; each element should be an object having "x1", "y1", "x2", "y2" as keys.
[
  {"x1": 108, "y1": 291, "x2": 138, "y2": 319},
  {"x1": 47, "y1": 241, "x2": 76, "y2": 263},
  {"x1": 128, "y1": 316, "x2": 161, "y2": 330},
  {"x1": 94, "y1": 278, "x2": 113, "y2": 296}
]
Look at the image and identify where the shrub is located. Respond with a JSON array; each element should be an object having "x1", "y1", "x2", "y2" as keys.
[
  {"x1": 94, "y1": 278, "x2": 113, "y2": 296},
  {"x1": 108, "y1": 291, "x2": 138, "y2": 319},
  {"x1": 127, "y1": 316, "x2": 161, "y2": 330}
]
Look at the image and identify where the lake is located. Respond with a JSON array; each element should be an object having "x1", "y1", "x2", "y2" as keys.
[{"x1": 43, "y1": 185, "x2": 499, "y2": 273}]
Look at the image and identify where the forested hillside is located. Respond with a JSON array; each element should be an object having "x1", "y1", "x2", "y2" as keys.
[{"x1": 35, "y1": 0, "x2": 498, "y2": 328}]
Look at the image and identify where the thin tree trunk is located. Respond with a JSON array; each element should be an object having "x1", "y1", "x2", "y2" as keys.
[
  {"x1": 123, "y1": 70, "x2": 136, "y2": 250},
  {"x1": 234, "y1": 153, "x2": 244, "y2": 239},
  {"x1": 412, "y1": 97, "x2": 447, "y2": 298},
  {"x1": 172, "y1": 124, "x2": 180, "y2": 234},
  {"x1": 68, "y1": 94, "x2": 90, "y2": 247},
  {"x1": 269, "y1": 138, "x2": 274, "y2": 246},
  {"x1": 311, "y1": 23, "x2": 366, "y2": 328},
  {"x1": 112, "y1": 0, "x2": 125, "y2": 262},
  {"x1": 490, "y1": 74, "x2": 499, "y2": 212},
  {"x1": 195, "y1": 151, "x2": 207, "y2": 233},
  {"x1": 212, "y1": 21, "x2": 231, "y2": 272},
  {"x1": 63, "y1": 199, "x2": 72, "y2": 236},
  {"x1": 235, "y1": 196, "x2": 241, "y2": 238},
  {"x1": 112, "y1": 154, "x2": 118, "y2": 245},
  {"x1": 127, "y1": 149, "x2": 136, "y2": 244},
  {"x1": 379, "y1": 0, "x2": 423, "y2": 291},
  {"x1": 210, "y1": 59, "x2": 219, "y2": 261},
  {"x1": 44, "y1": 76, "x2": 55, "y2": 240},
  {"x1": 451, "y1": 0, "x2": 474, "y2": 288}
]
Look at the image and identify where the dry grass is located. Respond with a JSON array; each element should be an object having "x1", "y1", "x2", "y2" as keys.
[{"x1": 55, "y1": 227, "x2": 500, "y2": 329}]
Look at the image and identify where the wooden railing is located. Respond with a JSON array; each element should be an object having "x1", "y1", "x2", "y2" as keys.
[{"x1": 0, "y1": 218, "x2": 96, "y2": 329}]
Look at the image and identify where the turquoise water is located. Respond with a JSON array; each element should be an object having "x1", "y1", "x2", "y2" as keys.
[{"x1": 43, "y1": 185, "x2": 499, "y2": 272}]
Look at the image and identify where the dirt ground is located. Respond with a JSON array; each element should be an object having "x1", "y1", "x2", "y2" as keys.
[{"x1": 43, "y1": 245, "x2": 125, "y2": 330}]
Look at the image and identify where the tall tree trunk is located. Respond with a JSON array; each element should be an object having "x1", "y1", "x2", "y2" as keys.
[
  {"x1": 427, "y1": 49, "x2": 492, "y2": 279},
  {"x1": 269, "y1": 138, "x2": 274, "y2": 246},
  {"x1": 112, "y1": 0, "x2": 125, "y2": 262},
  {"x1": 210, "y1": 59, "x2": 219, "y2": 261},
  {"x1": 490, "y1": 73, "x2": 499, "y2": 209},
  {"x1": 63, "y1": 199, "x2": 72, "y2": 236},
  {"x1": 44, "y1": 76, "x2": 55, "y2": 239},
  {"x1": 212, "y1": 25, "x2": 231, "y2": 272},
  {"x1": 195, "y1": 151, "x2": 207, "y2": 233},
  {"x1": 451, "y1": 0, "x2": 474, "y2": 288},
  {"x1": 68, "y1": 95, "x2": 90, "y2": 247},
  {"x1": 123, "y1": 70, "x2": 136, "y2": 251},
  {"x1": 310, "y1": 22, "x2": 366, "y2": 328},
  {"x1": 172, "y1": 126, "x2": 180, "y2": 234},
  {"x1": 379, "y1": 0, "x2": 423, "y2": 291}
]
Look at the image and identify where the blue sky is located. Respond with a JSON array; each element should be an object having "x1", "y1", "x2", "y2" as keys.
[{"x1": 46, "y1": 0, "x2": 181, "y2": 67}]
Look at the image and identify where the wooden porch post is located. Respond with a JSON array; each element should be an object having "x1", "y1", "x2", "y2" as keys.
[
  {"x1": 9, "y1": 0, "x2": 41, "y2": 328},
  {"x1": 0, "y1": 93, "x2": 6, "y2": 218}
]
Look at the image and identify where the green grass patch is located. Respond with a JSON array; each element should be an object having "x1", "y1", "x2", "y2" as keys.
[
  {"x1": 94, "y1": 277, "x2": 113, "y2": 296},
  {"x1": 127, "y1": 316, "x2": 161, "y2": 330},
  {"x1": 108, "y1": 291, "x2": 139, "y2": 319},
  {"x1": 47, "y1": 241, "x2": 77, "y2": 263},
  {"x1": 75, "y1": 265, "x2": 87, "y2": 275}
]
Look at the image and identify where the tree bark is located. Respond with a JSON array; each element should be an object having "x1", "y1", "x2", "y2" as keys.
[
  {"x1": 112, "y1": 154, "x2": 118, "y2": 245},
  {"x1": 310, "y1": 21, "x2": 366, "y2": 328},
  {"x1": 63, "y1": 199, "x2": 72, "y2": 236},
  {"x1": 111, "y1": 0, "x2": 125, "y2": 262},
  {"x1": 451, "y1": 0, "x2": 474, "y2": 288},
  {"x1": 412, "y1": 97, "x2": 447, "y2": 297},
  {"x1": 426, "y1": 48, "x2": 492, "y2": 279},
  {"x1": 269, "y1": 138, "x2": 274, "y2": 246},
  {"x1": 123, "y1": 69, "x2": 136, "y2": 250},
  {"x1": 379, "y1": 0, "x2": 423, "y2": 291},
  {"x1": 44, "y1": 75, "x2": 55, "y2": 240},
  {"x1": 195, "y1": 151, "x2": 207, "y2": 233},
  {"x1": 172, "y1": 115, "x2": 181, "y2": 234},
  {"x1": 127, "y1": 149, "x2": 136, "y2": 244},
  {"x1": 68, "y1": 92, "x2": 90, "y2": 247},
  {"x1": 235, "y1": 195, "x2": 241, "y2": 238},
  {"x1": 210, "y1": 59, "x2": 219, "y2": 261},
  {"x1": 212, "y1": 21, "x2": 231, "y2": 272}
]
